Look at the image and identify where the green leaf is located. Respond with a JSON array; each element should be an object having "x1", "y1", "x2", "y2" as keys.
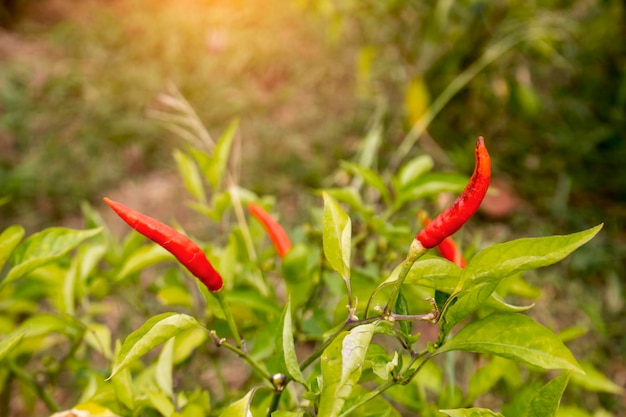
[
  {"x1": 0, "y1": 225, "x2": 25, "y2": 272},
  {"x1": 467, "y1": 356, "x2": 515, "y2": 402},
  {"x1": 206, "y1": 118, "x2": 238, "y2": 189},
  {"x1": 116, "y1": 243, "x2": 173, "y2": 281},
  {"x1": 0, "y1": 331, "x2": 26, "y2": 362},
  {"x1": 276, "y1": 298, "x2": 306, "y2": 384},
  {"x1": 484, "y1": 293, "x2": 535, "y2": 313},
  {"x1": 395, "y1": 155, "x2": 434, "y2": 189},
  {"x1": 321, "y1": 188, "x2": 367, "y2": 215},
  {"x1": 403, "y1": 258, "x2": 462, "y2": 292},
  {"x1": 145, "y1": 389, "x2": 175, "y2": 417},
  {"x1": 570, "y1": 362, "x2": 624, "y2": 394},
  {"x1": 396, "y1": 172, "x2": 467, "y2": 206},
  {"x1": 111, "y1": 340, "x2": 135, "y2": 410},
  {"x1": 395, "y1": 290, "x2": 413, "y2": 341},
  {"x1": 439, "y1": 408, "x2": 504, "y2": 417},
  {"x1": 272, "y1": 412, "x2": 305, "y2": 417},
  {"x1": 109, "y1": 313, "x2": 201, "y2": 379},
  {"x1": 438, "y1": 313, "x2": 582, "y2": 373},
  {"x1": 341, "y1": 161, "x2": 390, "y2": 203},
  {"x1": 375, "y1": 258, "x2": 461, "y2": 299},
  {"x1": 2, "y1": 227, "x2": 102, "y2": 288},
  {"x1": 341, "y1": 384, "x2": 402, "y2": 417},
  {"x1": 442, "y1": 225, "x2": 602, "y2": 334},
  {"x1": 322, "y1": 192, "x2": 352, "y2": 281},
  {"x1": 174, "y1": 149, "x2": 206, "y2": 203},
  {"x1": 84, "y1": 323, "x2": 113, "y2": 360},
  {"x1": 219, "y1": 388, "x2": 256, "y2": 417},
  {"x1": 318, "y1": 322, "x2": 377, "y2": 417},
  {"x1": 527, "y1": 372, "x2": 571, "y2": 417},
  {"x1": 173, "y1": 327, "x2": 208, "y2": 365},
  {"x1": 155, "y1": 338, "x2": 175, "y2": 398},
  {"x1": 459, "y1": 225, "x2": 602, "y2": 287}
]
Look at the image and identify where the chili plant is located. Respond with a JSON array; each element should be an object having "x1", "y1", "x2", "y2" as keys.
[{"x1": 0, "y1": 105, "x2": 618, "y2": 417}]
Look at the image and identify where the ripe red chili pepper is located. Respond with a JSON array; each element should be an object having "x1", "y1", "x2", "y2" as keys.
[
  {"x1": 103, "y1": 197, "x2": 223, "y2": 292},
  {"x1": 416, "y1": 137, "x2": 491, "y2": 249},
  {"x1": 248, "y1": 203, "x2": 292, "y2": 258},
  {"x1": 418, "y1": 211, "x2": 466, "y2": 267}
]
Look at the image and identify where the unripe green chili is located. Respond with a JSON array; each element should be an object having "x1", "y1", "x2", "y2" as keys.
[
  {"x1": 104, "y1": 197, "x2": 223, "y2": 292},
  {"x1": 248, "y1": 203, "x2": 292, "y2": 258},
  {"x1": 416, "y1": 137, "x2": 491, "y2": 249}
]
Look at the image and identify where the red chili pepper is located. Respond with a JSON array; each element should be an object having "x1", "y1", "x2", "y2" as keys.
[
  {"x1": 416, "y1": 137, "x2": 491, "y2": 249},
  {"x1": 103, "y1": 197, "x2": 223, "y2": 292},
  {"x1": 248, "y1": 203, "x2": 292, "y2": 258},
  {"x1": 418, "y1": 211, "x2": 466, "y2": 267}
]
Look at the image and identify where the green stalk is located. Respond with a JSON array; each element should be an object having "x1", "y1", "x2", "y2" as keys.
[
  {"x1": 384, "y1": 239, "x2": 427, "y2": 315},
  {"x1": 219, "y1": 341, "x2": 272, "y2": 382},
  {"x1": 8, "y1": 361, "x2": 60, "y2": 413},
  {"x1": 215, "y1": 291, "x2": 243, "y2": 348}
]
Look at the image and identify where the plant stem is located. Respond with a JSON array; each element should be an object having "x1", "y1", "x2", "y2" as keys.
[
  {"x1": 299, "y1": 322, "x2": 348, "y2": 372},
  {"x1": 218, "y1": 340, "x2": 272, "y2": 382},
  {"x1": 8, "y1": 361, "x2": 60, "y2": 413},
  {"x1": 267, "y1": 390, "x2": 283, "y2": 416},
  {"x1": 215, "y1": 291, "x2": 243, "y2": 348},
  {"x1": 384, "y1": 239, "x2": 427, "y2": 315}
]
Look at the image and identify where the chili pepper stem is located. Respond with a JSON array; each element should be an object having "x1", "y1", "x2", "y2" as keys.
[
  {"x1": 215, "y1": 291, "x2": 243, "y2": 348},
  {"x1": 211, "y1": 335, "x2": 272, "y2": 383},
  {"x1": 384, "y1": 238, "x2": 427, "y2": 316}
]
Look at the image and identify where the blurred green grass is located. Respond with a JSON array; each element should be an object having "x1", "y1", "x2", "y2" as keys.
[{"x1": 0, "y1": 0, "x2": 362, "y2": 230}]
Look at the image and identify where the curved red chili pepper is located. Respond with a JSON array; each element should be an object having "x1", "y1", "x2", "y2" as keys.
[
  {"x1": 103, "y1": 197, "x2": 223, "y2": 292},
  {"x1": 416, "y1": 137, "x2": 491, "y2": 249},
  {"x1": 248, "y1": 203, "x2": 292, "y2": 258},
  {"x1": 418, "y1": 211, "x2": 466, "y2": 267}
]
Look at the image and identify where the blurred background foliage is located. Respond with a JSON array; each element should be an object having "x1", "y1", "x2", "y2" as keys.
[{"x1": 1, "y1": 0, "x2": 625, "y2": 414}]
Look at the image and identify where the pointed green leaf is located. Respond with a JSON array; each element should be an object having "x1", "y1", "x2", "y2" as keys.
[
  {"x1": 460, "y1": 225, "x2": 602, "y2": 288},
  {"x1": 570, "y1": 362, "x2": 624, "y2": 394},
  {"x1": 145, "y1": 389, "x2": 175, "y2": 416},
  {"x1": 376, "y1": 258, "x2": 461, "y2": 295},
  {"x1": 0, "y1": 225, "x2": 25, "y2": 272},
  {"x1": 438, "y1": 313, "x2": 582, "y2": 373},
  {"x1": 219, "y1": 388, "x2": 256, "y2": 417},
  {"x1": 467, "y1": 357, "x2": 514, "y2": 403},
  {"x1": 341, "y1": 161, "x2": 390, "y2": 203},
  {"x1": 322, "y1": 192, "x2": 352, "y2": 281},
  {"x1": 396, "y1": 155, "x2": 434, "y2": 189},
  {"x1": 528, "y1": 372, "x2": 571, "y2": 417},
  {"x1": 396, "y1": 172, "x2": 467, "y2": 205},
  {"x1": 174, "y1": 149, "x2": 206, "y2": 203},
  {"x1": 0, "y1": 331, "x2": 26, "y2": 362},
  {"x1": 116, "y1": 243, "x2": 173, "y2": 281},
  {"x1": 404, "y1": 258, "x2": 462, "y2": 292},
  {"x1": 395, "y1": 291, "x2": 412, "y2": 341},
  {"x1": 439, "y1": 408, "x2": 504, "y2": 417},
  {"x1": 109, "y1": 313, "x2": 200, "y2": 379},
  {"x1": 155, "y1": 338, "x2": 175, "y2": 398},
  {"x1": 272, "y1": 412, "x2": 305, "y2": 417},
  {"x1": 206, "y1": 118, "x2": 238, "y2": 189},
  {"x1": 111, "y1": 340, "x2": 135, "y2": 410},
  {"x1": 442, "y1": 225, "x2": 602, "y2": 334},
  {"x1": 484, "y1": 293, "x2": 535, "y2": 313},
  {"x1": 2, "y1": 227, "x2": 102, "y2": 288},
  {"x1": 276, "y1": 298, "x2": 306, "y2": 384},
  {"x1": 321, "y1": 188, "x2": 366, "y2": 213},
  {"x1": 318, "y1": 323, "x2": 377, "y2": 417}
]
